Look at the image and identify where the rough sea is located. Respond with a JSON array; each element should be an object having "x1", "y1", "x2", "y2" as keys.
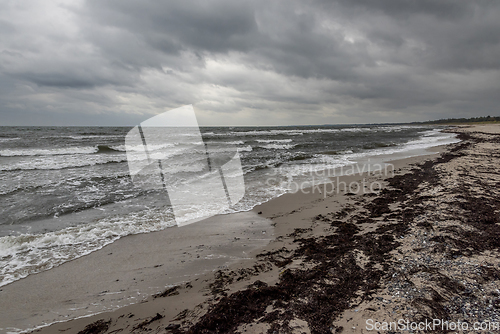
[{"x1": 0, "y1": 125, "x2": 459, "y2": 287}]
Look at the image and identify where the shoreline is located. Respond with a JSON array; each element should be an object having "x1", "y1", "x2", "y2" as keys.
[
  {"x1": 0, "y1": 211, "x2": 275, "y2": 333},
  {"x1": 0, "y1": 129, "x2": 471, "y2": 333},
  {"x1": 11, "y1": 152, "x2": 442, "y2": 331},
  {"x1": 3, "y1": 145, "x2": 445, "y2": 333}
]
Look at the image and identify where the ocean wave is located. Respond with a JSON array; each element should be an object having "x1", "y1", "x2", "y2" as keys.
[
  {"x1": 0, "y1": 184, "x2": 45, "y2": 197},
  {"x1": 0, "y1": 156, "x2": 128, "y2": 171},
  {"x1": 96, "y1": 145, "x2": 123, "y2": 153},
  {"x1": 259, "y1": 144, "x2": 297, "y2": 150},
  {"x1": 0, "y1": 210, "x2": 177, "y2": 288},
  {"x1": 224, "y1": 140, "x2": 245, "y2": 145},
  {"x1": 0, "y1": 146, "x2": 98, "y2": 157},
  {"x1": 205, "y1": 129, "x2": 304, "y2": 137},
  {"x1": 264, "y1": 155, "x2": 356, "y2": 183},
  {"x1": 0, "y1": 181, "x2": 251, "y2": 287},
  {"x1": 202, "y1": 127, "x2": 389, "y2": 138},
  {"x1": 0, "y1": 137, "x2": 20, "y2": 142},
  {"x1": 256, "y1": 139, "x2": 293, "y2": 143},
  {"x1": 361, "y1": 142, "x2": 396, "y2": 150},
  {"x1": 374, "y1": 125, "x2": 425, "y2": 132},
  {"x1": 0, "y1": 144, "x2": 129, "y2": 157},
  {"x1": 67, "y1": 135, "x2": 124, "y2": 140},
  {"x1": 289, "y1": 154, "x2": 312, "y2": 162},
  {"x1": 344, "y1": 130, "x2": 460, "y2": 159},
  {"x1": 0, "y1": 144, "x2": 253, "y2": 171},
  {"x1": 242, "y1": 157, "x2": 286, "y2": 173},
  {"x1": 202, "y1": 126, "x2": 430, "y2": 138},
  {"x1": 237, "y1": 145, "x2": 253, "y2": 152}
]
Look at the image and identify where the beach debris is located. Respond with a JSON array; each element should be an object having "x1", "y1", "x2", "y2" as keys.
[
  {"x1": 77, "y1": 319, "x2": 111, "y2": 334},
  {"x1": 153, "y1": 286, "x2": 179, "y2": 298},
  {"x1": 132, "y1": 313, "x2": 164, "y2": 331}
]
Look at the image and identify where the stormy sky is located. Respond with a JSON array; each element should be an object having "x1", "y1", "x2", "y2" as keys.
[{"x1": 1, "y1": 0, "x2": 499, "y2": 126}]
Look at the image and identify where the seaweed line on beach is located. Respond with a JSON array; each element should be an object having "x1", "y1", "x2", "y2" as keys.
[{"x1": 58, "y1": 129, "x2": 500, "y2": 334}]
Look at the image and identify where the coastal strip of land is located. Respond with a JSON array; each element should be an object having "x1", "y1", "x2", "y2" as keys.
[{"x1": 30, "y1": 125, "x2": 500, "y2": 334}]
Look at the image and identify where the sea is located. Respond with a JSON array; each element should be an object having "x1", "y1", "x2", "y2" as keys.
[{"x1": 0, "y1": 125, "x2": 460, "y2": 288}]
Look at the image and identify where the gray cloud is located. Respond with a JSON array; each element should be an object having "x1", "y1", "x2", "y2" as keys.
[{"x1": 1, "y1": 0, "x2": 499, "y2": 125}]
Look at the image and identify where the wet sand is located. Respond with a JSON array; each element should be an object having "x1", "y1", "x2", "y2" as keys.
[{"x1": 0, "y1": 212, "x2": 273, "y2": 332}]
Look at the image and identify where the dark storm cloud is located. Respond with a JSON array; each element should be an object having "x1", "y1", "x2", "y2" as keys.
[
  {"x1": 1, "y1": 0, "x2": 500, "y2": 125},
  {"x1": 81, "y1": 0, "x2": 369, "y2": 80},
  {"x1": 85, "y1": 1, "x2": 259, "y2": 52}
]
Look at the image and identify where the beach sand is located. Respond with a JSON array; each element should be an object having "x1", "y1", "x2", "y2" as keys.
[
  {"x1": 4, "y1": 125, "x2": 500, "y2": 333},
  {"x1": 0, "y1": 212, "x2": 274, "y2": 332}
]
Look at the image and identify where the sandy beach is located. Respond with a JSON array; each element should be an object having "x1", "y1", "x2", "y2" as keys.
[
  {"x1": 3, "y1": 125, "x2": 499, "y2": 333},
  {"x1": 2, "y1": 0, "x2": 500, "y2": 332}
]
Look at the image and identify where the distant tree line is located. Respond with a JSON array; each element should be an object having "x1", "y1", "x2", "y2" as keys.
[{"x1": 414, "y1": 115, "x2": 500, "y2": 124}]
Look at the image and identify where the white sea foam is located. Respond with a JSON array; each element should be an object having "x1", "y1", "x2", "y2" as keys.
[
  {"x1": 256, "y1": 139, "x2": 293, "y2": 143},
  {"x1": 67, "y1": 135, "x2": 124, "y2": 140},
  {"x1": 0, "y1": 143, "x2": 185, "y2": 157},
  {"x1": 345, "y1": 129, "x2": 459, "y2": 160},
  {"x1": 222, "y1": 140, "x2": 245, "y2": 145},
  {"x1": 0, "y1": 154, "x2": 127, "y2": 171},
  {"x1": 259, "y1": 143, "x2": 297, "y2": 150},
  {"x1": 0, "y1": 143, "x2": 250, "y2": 172},
  {"x1": 0, "y1": 137, "x2": 20, "y2": 142},
  {"x1": 204, "y1": 129, "x2": 303, "y2": 137},
  {"x1": 203, "y1": 128, "x2": 336, "y2": 137},
  {"x1": 0, "y1": 146, "x2": 99, "y2": 157},
  {"x1": 201, "y1": 127, "x2": 414, "y2": 138},
  {"x1": 374, "y1": 125, "x2": 420, "y2": 132},
  {"x1": 281, "y1": 157, "x2": 355, "y2": 179},
  {"x1": 0, "y1": 176, "x2": 251, "y2": 287}
]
